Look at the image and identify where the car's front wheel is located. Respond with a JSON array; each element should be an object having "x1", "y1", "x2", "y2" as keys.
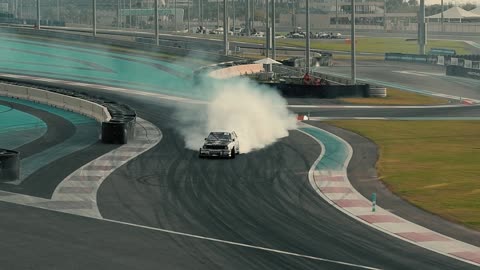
[{"x1": 230, "y1": 148, "x2": 236, "y2": 159}]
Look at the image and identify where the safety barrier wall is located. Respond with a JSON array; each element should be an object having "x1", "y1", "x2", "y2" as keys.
[
  {"x1": 0, "y1": 83, "x2": 111, "y2": 122},
  {"x1": 385, "y1": 53, "x2": 480, "y2": 70}
]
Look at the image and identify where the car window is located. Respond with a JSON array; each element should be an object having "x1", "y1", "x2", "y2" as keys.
[{"x1": 208, "y1": 133, "x2": 231, "y2": 141}]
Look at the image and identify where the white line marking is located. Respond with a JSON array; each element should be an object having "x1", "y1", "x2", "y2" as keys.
[{"x1": 100, "y1": 217, "x2": 382, "y2": 270}]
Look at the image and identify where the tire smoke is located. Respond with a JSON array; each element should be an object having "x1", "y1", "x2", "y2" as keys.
[{"x1": 174, "y1": 77, "x2": 297, "y2": 153}]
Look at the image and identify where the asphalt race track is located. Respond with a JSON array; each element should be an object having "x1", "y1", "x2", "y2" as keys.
[{"x1": 0, "y1": 34, "x2": 479, "y2": 269}]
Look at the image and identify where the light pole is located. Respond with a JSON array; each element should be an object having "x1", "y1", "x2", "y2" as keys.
[
  {"x1": 335, "y1": 0, "x2": 338, "y2": 28},
  {"x1": 93, "y1": 0, "x2": 96, "y2": 37},
  {"x1": 441, "y1": 0, "x2": 444, "y2": 32},
  {"x1": 247, "y1": 0, "x2": 251, "y2": 35},
  {"x1": 188, "y1": 0, "x2": 190, "y2": 32},
  {"x1": 418, "y1": 0, "x2": 426, "y2": 54},
  {"x1": 200, "y1": 0, "x2": 203, "y2": 28},
  {"x1": 271, "y1": 0, "x2": 275, "y2": 59},
  {"x1": 117, "y1": 0, "x2": 120, "y2": 28},
  {"x1": 57, "y1": 0, "x2": 60, "y2": 21},
  {"x1": 175, "y1": 0, "x2": 177, "y2": 31},
  {"x1": 36, "y1": 0, "x2": 40, "y2": 29},
  {"x1": 233, "y1": 0, "x2": 235, "y2": 35},
  {"x1": 351, "y1": 0, "x2": 356, "y2": 84},
  {"x1": 265, "y1": 0, "x2": 269, "y2": 58},
  {"x1": 223, "y1": 0, "x2": 229, "y2": 55},
  {"x1": 306, "y1": 0, "x2": 310, "y2": 74},
  {"x1": 155, "y1": 0, "x2": 159, "y2": 45},
  {"x1": 383, "y1": 0, "x2": 387, "y2": 31},
  {"x1": 217, "y1": 0, "x2": 220, "y2": 28}
]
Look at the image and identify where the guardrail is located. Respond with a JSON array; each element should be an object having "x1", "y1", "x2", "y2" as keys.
[{"x1": 0, "y1": 82, "x2": 111, "y2": 122}]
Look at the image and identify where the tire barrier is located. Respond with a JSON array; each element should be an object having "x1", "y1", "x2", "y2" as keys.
[
  {"x1": 263, "y1": 83, "x2": 369, "y2": 98},
  {"x1": 0, "y1": 149, "x2": 20, "y2": 182},
  {"x1": 101, "y1": 101, "x2": 137, "y2": 144},
  {"x1": 367, "y1": 86, "x2": 387, "y2": 98},
  {"x1": 446, "y1": 65, "x2": 480, "y2": 80}
]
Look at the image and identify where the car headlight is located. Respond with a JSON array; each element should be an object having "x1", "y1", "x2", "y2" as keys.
[{"x1": 224, "y1": 146, "x2": 228, "y2": 149}]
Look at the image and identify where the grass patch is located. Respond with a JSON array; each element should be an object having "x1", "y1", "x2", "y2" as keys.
[
  {"x1": 326, "y1": 120, "x2": 480, "y2": 230},
  {"x1": 227, "y1": 37, "x2": 473, "y2": 55},
  {"x1": 340, "y1": 89, "x2": 450, "y2": 105}
]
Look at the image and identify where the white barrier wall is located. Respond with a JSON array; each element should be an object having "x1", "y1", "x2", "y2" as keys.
[{"x1": 0, "y1": 83, "x2": 111, "y2": 122}]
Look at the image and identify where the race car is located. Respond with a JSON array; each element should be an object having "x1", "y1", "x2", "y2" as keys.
[{"x1": 199, "y1": 131, "x2": 240, "y2": 159}]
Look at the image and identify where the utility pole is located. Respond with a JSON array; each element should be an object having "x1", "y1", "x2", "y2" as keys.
[
  {"x1": 188, "y1": 0, "x2": 190, "y2": 32},
  {"x1": 175, "y1": 0, "x2": 177, "y2": 31},
  {"x1": 271, "y1": 0, "x2": 275, "y2": 59},
  {"x1": 223, "y1": 0, "x2": 229, "y2": 55},
  {"x1": 155, "y1": 0, "x2": 159, "y2": 45},
  {"x1": 265, "y1": 0, "x2": 269, "y2": 58},
  {"x1": 351, "y1": 0, "x2": 356, "y2": 83},
  {"x1": 233, "y1": 0, "x2": 235, "y2": 35},
  {"x1": 129, "y1": 0, "x2": 131, "y2": 27},
  {"x1": 306, "y1": 0, "x2": 310, "y2": 74},
  {"x1": 93, "y1": 0, "x2": 97, "y2": 37},
  {"x1": 36, "y1": 0, "x2": 40, "y2": 29}
]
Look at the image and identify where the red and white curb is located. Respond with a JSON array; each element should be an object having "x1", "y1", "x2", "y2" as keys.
[
  {"x1": 0, "y1": 117, "x2": 162, "y2": 218},
  {"x1": 299, "y1": 123, "x2": 480, "y2": 267},
  {"x1": 461, "y1": 99, "x2": 476, "y2": 105}
]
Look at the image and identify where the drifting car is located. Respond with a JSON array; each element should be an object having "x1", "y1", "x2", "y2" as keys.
[{"x1": 199, "y1": 131, "x2": 240, "y2": 159}]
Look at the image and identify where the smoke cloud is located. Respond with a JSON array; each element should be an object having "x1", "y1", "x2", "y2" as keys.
[{"x1": 174, "y1": 77, "x2": 297, "y2": 154}]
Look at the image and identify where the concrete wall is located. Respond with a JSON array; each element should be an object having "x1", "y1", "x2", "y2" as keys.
[{"x1": 0, "y1": 83, "x2": 111, "y2": 123}]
